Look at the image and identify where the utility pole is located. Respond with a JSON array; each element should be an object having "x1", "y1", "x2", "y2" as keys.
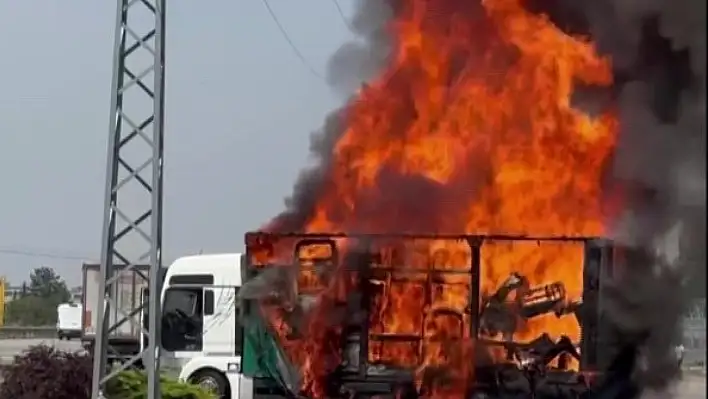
[{"x1": 91, "y1": 0, "x2": 166, "y2": 398}]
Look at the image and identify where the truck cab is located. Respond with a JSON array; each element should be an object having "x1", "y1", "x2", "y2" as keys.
[{"x1": 156, "y1": 253, "x2": 244, "y2": 398}]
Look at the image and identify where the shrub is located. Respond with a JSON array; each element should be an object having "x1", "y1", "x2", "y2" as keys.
[
  {"x1": 0, "y1": 345, "x2": 92, "y2": 399},
  {"x1": 0, "y1": 345, "x2": 216, "y2": 399},
  {"x1": 105, "y1": 369, "x2": 216, "y2": 399}
]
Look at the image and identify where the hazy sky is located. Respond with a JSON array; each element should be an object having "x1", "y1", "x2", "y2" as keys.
[{"x1": 0, "y1": 1, "x2": 356, "y2": 286}]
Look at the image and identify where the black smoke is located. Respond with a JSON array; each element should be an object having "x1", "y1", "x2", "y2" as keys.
[
  {"x1": 265, "y1": 0, "x2": 705, "y2": 394},
  {"x1": 267, "y1": 0, "x2": 396, "y2": 233},
  {"x1": 528, "y1": 0, "x2": 706, "y2": 393}
]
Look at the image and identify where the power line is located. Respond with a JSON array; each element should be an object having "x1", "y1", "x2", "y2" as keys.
[
  {"x1": 331, "y1": 0, "x2": 354, "y2": 31},
  {"x1": 260, "y1": 0, "x2": 324, "y2": 80},
  {"x1": 0, "y1": 247, "x2": 96, "y2": 261}
]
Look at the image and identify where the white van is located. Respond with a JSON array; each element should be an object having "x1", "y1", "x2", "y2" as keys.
[{"x1": 57, "y1": 302, "x2": 83, "y2": 340}]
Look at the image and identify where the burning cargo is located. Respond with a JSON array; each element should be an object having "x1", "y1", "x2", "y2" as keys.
[{"x1": 239, "y1": 232, "x2": 620, "y2": 398}]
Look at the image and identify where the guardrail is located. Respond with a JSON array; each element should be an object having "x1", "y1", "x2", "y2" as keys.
[{"x1": 0, "y1": 326, "x2": 57, "y2": 339}]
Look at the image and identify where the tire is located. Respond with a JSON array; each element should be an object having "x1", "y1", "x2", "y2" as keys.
[{"x1": 190, "y1": 369, "x2": 229, "y2": 398}]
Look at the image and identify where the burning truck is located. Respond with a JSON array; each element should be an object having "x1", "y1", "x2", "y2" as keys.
[
  {"x1": 236, "y1": 0, "x2": 700, "y2": 396},
  {"x1": 238, "y1": 232, "x2": 624, "y2": 398}
]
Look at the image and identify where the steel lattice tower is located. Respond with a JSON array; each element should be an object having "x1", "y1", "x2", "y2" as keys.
[{"x1": 92, "y1": 0, "x2": 166, "y2": 398}]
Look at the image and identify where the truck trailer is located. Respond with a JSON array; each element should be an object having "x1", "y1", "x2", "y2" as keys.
[
  {"x1": 81, "y1": 263, "x2": 167, "y2": 362},
  {"x1": 235, "y1": 232, "x2": 620, "y2": 399}
]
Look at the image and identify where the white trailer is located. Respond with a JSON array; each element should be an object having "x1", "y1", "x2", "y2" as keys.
[{"x1": 81, "y1": 263, "x2": 166, "y2": 361}]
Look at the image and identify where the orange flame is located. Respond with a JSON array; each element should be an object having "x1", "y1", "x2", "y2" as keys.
[{"x1": 261, "y1": 0, "x2": 618, "y2": 397}]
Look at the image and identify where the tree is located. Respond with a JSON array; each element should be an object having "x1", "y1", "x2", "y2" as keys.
[
  {"x1": 4, "y1": 267, "x2": 71, "y2": 326},
  {"x1": 29, "y1": 266, "x2": 71, "y2": 302},
  {"x1": 5, "y1": 296, "x2": 54, "y2": 326}
]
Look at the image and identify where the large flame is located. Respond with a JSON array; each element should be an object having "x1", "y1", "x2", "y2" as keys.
[{"x1": 262, "y1": 0, "x2": 618, "y2": 397}]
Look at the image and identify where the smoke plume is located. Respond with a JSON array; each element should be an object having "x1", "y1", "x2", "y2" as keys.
[
  {"x1": 266, "y1": 0, "x2": 395, "y2": 233},
  {"x1": 533, "y1": 0, "x2": 706, "y2": 390},
  {"x1": 264, "y1": 0, "x2": 705, "y2": 392}
]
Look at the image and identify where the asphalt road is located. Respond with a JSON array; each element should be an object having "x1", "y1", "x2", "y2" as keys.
[
  {"x1": 0, "y1": 339, "x2": 704, "y2": 397},
  {"x1": 654, "y1": 373, "x2": 707, "y2": 399}
]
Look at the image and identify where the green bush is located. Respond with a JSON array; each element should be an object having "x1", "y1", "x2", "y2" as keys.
[
  {"x1": 0, "y1": 345, "x2": 215, "y2": 399},
  {"x1": 105, "y1": 369, "x2": 216, "y2": 399},
  {"x1": 0, "y1": 345, "x2": 92, "y2": 399}
]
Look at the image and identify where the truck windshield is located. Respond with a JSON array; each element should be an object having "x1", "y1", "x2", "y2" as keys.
[{"x1": 161, "y1": 287, "x2": 203, "y2": 351}]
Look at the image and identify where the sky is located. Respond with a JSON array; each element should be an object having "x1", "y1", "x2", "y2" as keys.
[{"x1": 0, "y1": 1, "x2": 357, "y2": 287}]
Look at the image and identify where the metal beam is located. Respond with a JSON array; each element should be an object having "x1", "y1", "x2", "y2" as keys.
[{"x1": 92, "y1": 0, "x2": 166, "y2": 398}]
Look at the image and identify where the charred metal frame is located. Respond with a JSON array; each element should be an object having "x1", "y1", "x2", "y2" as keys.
[
  {"x1": 582, "y1": 239, "x2": 614, "y2": 371},
  {"x1": 244, "y1": 232, "x2": 615, "y2": 395}
]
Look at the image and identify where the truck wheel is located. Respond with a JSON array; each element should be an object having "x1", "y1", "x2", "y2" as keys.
[{"x1": 191, "y1": 369, "x2": 229, "y2": 398}]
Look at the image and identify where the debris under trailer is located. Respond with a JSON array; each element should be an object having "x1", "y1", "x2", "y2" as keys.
[{"x1": 240, "y1": 232, "x2": 619, "y2": 398}]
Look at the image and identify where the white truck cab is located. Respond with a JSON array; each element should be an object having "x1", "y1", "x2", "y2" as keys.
[{"x1": 155, "y1": 253, "x2": 244, "y2": 398}]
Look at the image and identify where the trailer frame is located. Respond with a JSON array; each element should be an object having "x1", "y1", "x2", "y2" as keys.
[{"x1": 243, "y1": 232, "x2": 616, "y2": 398}]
